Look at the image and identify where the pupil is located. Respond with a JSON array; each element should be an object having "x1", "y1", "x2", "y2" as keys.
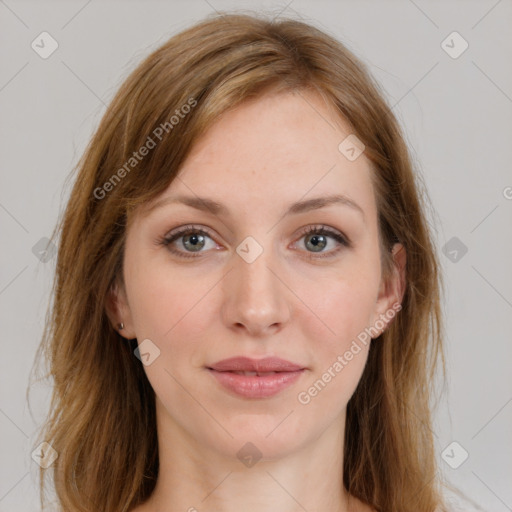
[
  {"x1": 308, "y1": 234, "x2": 326, "y2": 252},
  {"x1": 185, "y1": 233, "x2": 204, "y2": 251}
]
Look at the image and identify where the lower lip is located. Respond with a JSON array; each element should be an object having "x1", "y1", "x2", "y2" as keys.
[{"x1": 208, "y1": 369, "x2": 305, "y2": 398}]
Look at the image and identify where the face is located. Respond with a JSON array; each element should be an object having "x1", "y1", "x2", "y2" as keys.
[{"x1": 109, "y1": 89, "x2": 404, "y2": 461}]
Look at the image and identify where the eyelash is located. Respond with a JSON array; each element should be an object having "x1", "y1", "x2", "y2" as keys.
[{"x1": 157, "y1": 224, "x2": 351, "y2": 260}]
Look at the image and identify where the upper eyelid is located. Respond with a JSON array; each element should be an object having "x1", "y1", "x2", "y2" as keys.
[{"x1": 165, "y1": 224, "x2": 216, "y2": 241}]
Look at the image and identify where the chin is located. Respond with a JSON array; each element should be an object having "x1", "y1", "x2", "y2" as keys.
[{"x1": 214, "y1": 415, "x2": 314, "y2": 461}]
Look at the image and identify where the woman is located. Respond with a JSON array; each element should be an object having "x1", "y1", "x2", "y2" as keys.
[{"x1": 32, "y1": 12, "x2": 452, "y2": 512}]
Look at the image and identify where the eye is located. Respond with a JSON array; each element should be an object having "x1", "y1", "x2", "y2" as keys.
[
  {"x1": 293, "y1": 225, "x2": 351, "y2": 259},
  {"x1": 158, "y1": 224, "x2": 219, "y2": 259},
  {"x1": 157, "y1": 224, "x2": 351, "y2": 260}
]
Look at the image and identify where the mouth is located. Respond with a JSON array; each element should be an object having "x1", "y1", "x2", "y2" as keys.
[
  {"x1": 225, "y1": 371, "x2": 281, "y2": 376},
  {"x1": 206, "y1": 356, "x2": 306, "y2": 399}
]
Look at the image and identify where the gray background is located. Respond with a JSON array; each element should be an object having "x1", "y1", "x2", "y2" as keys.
[{"x1": 1, "y1": 1, "x2": 511, "y2": 511}]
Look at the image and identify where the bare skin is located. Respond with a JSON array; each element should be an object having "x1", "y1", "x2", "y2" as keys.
[{"x1": 108, "y1": 89, "x2": 405, "y2": 512}]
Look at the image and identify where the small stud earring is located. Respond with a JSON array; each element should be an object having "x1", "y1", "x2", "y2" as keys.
[{"x1": 117, "y1": 322, "x2": 124, "y2": 330}]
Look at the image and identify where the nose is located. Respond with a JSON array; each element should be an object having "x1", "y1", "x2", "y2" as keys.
[{"x1": 221, "y1": 246, "x2": 291, "y2": 337}]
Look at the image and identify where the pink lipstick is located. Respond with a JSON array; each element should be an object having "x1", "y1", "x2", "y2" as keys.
[{"x1": 207, "y1": 356, "x2": 306, "y2": 399}]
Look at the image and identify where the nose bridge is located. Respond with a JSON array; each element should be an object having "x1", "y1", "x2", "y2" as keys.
[{"x1": 222, "y1": 238, "x2": 290, "y2": 334}]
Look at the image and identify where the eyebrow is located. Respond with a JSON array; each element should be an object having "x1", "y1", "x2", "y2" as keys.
[{"x1": 144, "y1": 193, "x2": 366, "y2": 222}]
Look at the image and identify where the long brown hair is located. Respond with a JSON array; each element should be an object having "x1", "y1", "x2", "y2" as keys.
[{"x1": 29, "y1": 11, "x2": 449, "y2": 512}]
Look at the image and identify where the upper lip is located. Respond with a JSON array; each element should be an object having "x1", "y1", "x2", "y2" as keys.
[{"x1": 208, "y1": 356, "x2": 304, "y2": 372}]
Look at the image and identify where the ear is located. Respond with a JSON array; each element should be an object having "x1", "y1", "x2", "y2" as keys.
[
  {"x1": 369, "y1": 243, "x2": 406, "y2": 338},
  {"x1": 105, "y1": 278, "x2": 137, "y2": 340}
]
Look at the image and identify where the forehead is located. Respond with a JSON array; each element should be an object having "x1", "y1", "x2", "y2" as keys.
[{"x1": 140, "y1": 90, "x2": 377, "y2": 223}]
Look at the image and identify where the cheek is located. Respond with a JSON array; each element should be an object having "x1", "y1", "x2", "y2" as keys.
[
  {"x1": 298, "y1": 269, "x2": 379, "y2": 350},
  {"x1": 125, "y1": 253, "x2": 213, "y2": 341},
  {"x1": 292, "y1": 269, "x2": 378, "y2": 404},
  {"x1": 295, "y1": 281, "x2": 374, "y2": 413},
  {"x1": 292, "y1": 233, "x2": 382, "y2": 344},
  {"x1": 125, "y1": 264, "x2": 215, "y2": 417},
  {"x1": 296, "y1": 343, "x2": 369, "y2": 424}
]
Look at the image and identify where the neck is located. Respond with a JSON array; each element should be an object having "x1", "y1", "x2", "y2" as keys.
[{"x1": 144, "y1": 399, "x2": 353, "y2": 512}]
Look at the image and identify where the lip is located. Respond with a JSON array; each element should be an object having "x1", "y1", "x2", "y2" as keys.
[
  {"x1": 207, "y1": 357, "x2": 306, "y2": 399},
  {"x1": 209, "y1": 356, "x2": 304, "y2": 373}
]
